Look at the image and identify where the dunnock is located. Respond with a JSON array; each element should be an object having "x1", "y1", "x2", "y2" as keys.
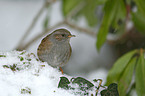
[{"x1": 37, "y1": 28, "x2": 75, "y2": 74}]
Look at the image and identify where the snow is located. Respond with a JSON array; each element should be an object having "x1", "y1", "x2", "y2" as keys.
[
  {"x1": 0, "y1": 51, "x2": 104, "y2": 96},
  {"x1": 0, "y1": 51, "x2": 75, "y2": 96}
]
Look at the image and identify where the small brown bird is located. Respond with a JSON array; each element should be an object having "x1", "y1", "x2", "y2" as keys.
[{"x1": 37, "y1": 28, "x2": 75, "y2": 74}]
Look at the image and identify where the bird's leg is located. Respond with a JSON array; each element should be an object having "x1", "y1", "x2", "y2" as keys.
[{"x1": 59, "y1": 67, "x2": 63, "y2": 74}]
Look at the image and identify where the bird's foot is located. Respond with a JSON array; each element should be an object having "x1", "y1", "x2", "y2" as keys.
[{"x1": 59, "y1": 67, "x2": 63, "y2": 74}]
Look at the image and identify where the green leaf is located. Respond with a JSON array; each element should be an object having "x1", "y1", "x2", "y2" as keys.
[
  {"x1": 132, "y1": 12, "x2": 145, "y2": 32},
  {"x1": 58, "y1": 77, "x2": 70, "y2": 90},
  {"x1": 101, "y1": 83, "x2": 119, "y2": 96},
  {"x1": 106, "y1": 50, "x2": 137, "y2": 85},
  {"x1": 21, "y1": 87, "x2": 31, "y2": 94},
  {"x1": 96, "y1": 0, "x2": 120, "y2": 51},
  {"x1": 0, "y1": 55, "x2": 6, "y2": 57},
  {"x1": 20, "y1": 51, "x2": 26, "y2": 55},
  {"x1": 134, "y1": 0, "x2": 145, "y2": 17},
  {"x1": 118, "y1": 57, "x2": 136, "y2": 96},
  {"x1": 18, "y1": 56, "x2": 24, "y2": 61},
  {"x1": 111, "y1": 0, "x2": 126, "y2": 29},
  {"x1": 3, "y1": 65, "x2": 9, "y2": 68},
  {"x1": 58, "y1": 77, "x2": 95, "y2": 95},
  {"x1": 62, "y1": 0, "x2": 107, "y2": 27},
  {"x1": 135, "y1": 49, "x2": 145, "y2": 96},
  {"x1": 116, "y1": 0, "x2": 126, "y2": 20},
  {"x1": 62, "y1": 0, "x2": 82, "y2": 16},
  {"x1": 83, "y1": 0, "x2": 98, "y2": 26},
  {"x1": 72, "y1": 77, "x2": 94, "y2": 91},
  {"x1": 95, "y1": 0, "x2": 107, "y2": 5}
]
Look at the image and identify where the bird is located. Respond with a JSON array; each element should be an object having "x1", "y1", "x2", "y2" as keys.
[{"x1": 37, "y1": 28, "x2": 75, "y2": 74}]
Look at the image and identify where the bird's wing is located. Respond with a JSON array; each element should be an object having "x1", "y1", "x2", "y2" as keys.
[{"x1": 37, "y1": 35, "x2": 52, "y2": 61}]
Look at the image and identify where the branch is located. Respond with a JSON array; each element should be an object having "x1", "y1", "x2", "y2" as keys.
[
  {"x1": 16, "y1": 0, "x2": 56, "y2": 50},
  {"x1": 16, "y1": 19, "x2": 96, "y2": 50},
  {"x1": 16, "y1": 3, "x2": 46, "y2": 50},
  {"x1": 19, "y1": 21, "x2": 65, "y2": 50},
  {"x1": 62, "y1": 0, "x2": 96, "y2": 37},
  {"x1": 64, "y1": 20, "x2": 96, "y2": 37},
  {"x1": 62, "y1": 1, "x2": 96, "y2": 37},
  {"x1": 15, "y1": 0, "x2": 96, "y2": 50},
  {"x1": 66, "y1": 1, "x2": 86, "y2": 20}
]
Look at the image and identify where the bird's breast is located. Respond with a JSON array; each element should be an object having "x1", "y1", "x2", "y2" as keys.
[{"x1": 47, "y1": 43, "x2": 71, "y2": 67}]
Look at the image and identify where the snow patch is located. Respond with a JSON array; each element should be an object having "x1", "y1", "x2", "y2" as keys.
[{"x1": 0, "y1": 51, "x2": 75, "y2": 96}]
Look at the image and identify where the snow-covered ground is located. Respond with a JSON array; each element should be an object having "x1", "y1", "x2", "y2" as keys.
[{"x1": 0, "y1": 51, "x2": 105, "y2": 96}]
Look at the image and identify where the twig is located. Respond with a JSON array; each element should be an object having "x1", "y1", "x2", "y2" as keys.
[
  {"x1": 95, "y1": 79, "x2": 102, "y2": 96},
  {"x1": 15, "y1": 0, "x2": 96, "y2": 50},
  {"x1": 16, "y1": 0, "x2": 57, "y2": 50},
  {"x1": 64, "y1": 20, "x2": 96, "y2": 37},
  {"x1": 63, "y1": 0, "x2": 96, "y2": 37},
  {"x1": 16, "y1": 3, "x2": 46, "y2": 50},
  {"x1": 66, "y1": 1, "x2": 86, "y2": 20},
  {"x1": 16, "y1": 20, "x2": 96, "y2": 50},
  {"x1": 21, "y1": 21, "x2": 65, "y2": 50}
]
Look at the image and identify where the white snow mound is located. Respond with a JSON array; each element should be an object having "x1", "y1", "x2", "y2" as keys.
[{"x1": 0, "y1": 51, "x2": 75, "y2": 96}]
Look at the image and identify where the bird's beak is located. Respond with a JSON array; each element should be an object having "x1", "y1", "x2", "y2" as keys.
[{"x1": 68, "y1": 35, "x2": 76, "y2": 38}]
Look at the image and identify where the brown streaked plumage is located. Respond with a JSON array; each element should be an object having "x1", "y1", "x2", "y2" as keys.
[{"x1": 37, "y1": 29, "x2": 75, "y2": 74}]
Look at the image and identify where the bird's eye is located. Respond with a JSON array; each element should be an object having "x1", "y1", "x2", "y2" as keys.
[{"x1": 61, "y1": 34, "x2": 65, "y2": 37}]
